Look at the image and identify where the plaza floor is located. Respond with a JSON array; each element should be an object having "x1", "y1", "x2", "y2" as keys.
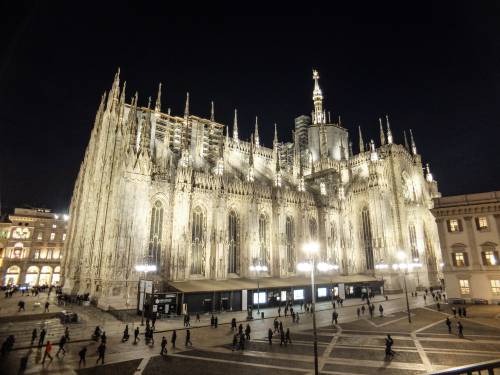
[{"x1": 2, "y1": 292, "x2": 500, "y2": 374}]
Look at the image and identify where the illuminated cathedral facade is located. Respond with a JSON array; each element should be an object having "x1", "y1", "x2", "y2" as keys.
[{"x1": 62, "y1": 70, "x2": 442, "y2": 310}]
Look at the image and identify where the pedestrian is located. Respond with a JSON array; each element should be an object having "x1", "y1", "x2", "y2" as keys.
[
  {"x1": 214, "y1": 316, "x2": 218, "y2": 328},
  {"x1": 196, "y1": 313, "x2": 200, "y2": 322},
  {"x1": 300, "y1": 301, "x2": 303, "y2": 311},
  {"x1": 437, "y1": 302, "x2": 441, "y2": 311},
  {"x1": 357, "y1": 307, "x2": 361, "y2": 319},
  {"x1": 42, "y1": 341, "x2": 53, "y2": 364},
  {"x1": 452, "y1": 306, "x2": 457, "y2": 317},
  {"x1": 284, "y1": 306, "x2": 288, "y2": 317},
  {"x1": 56, "y1": 335, "x2": 67, "y2": 357},
  {"x1": 369, "y1": 305, "x2": 374, "y2": 319},
  {"x1": 38, "y1": 328, "x2": 46, "y2": 348},
  {"x1": 268, "y1": 328, "x2": 273, "y2": 345},
  {"x1": 245, "y1": 324, "x2": 251, "y2": 340},
  {"x1": 160, "y1": 336, "x2": 167, "y2": 355},
  {"x1": 379, "y1": 304, "x2": 384, "y2": 317},
  {"x1": 280, "y1": 329, "x2": 286, "y2": 346},
  {"x1": 292, "y1": 311, "x2": 296, "y2": 323},
  {"x1": 210, "y1": 315, "x2": 215, "y2": 327},
  {"x1": 185, "y1": 329, "x2": 192, "y2": 346},
  {"x1": 31, "y1": 328, "x2": 37, "y2": 346},
  {"x1": 96, "y1": 342, "x2": 106, "y2": 364},
  {"x1": 340, "y1": 299, "x2": 344, "y2": 307},
  {"x1": 101, "y1": 331, "x2": 107, "y2": 344},
  {"x1": 457, "y1": 321, "x2": 464, "y2": 338},
  {"x1": 231, "y1": 318, "x2": 237, "y2": 331},
  {"x1": 285, "y1": 328, "x2": 292, "y2": 344},
  {"x1": 186, "y1": 315, "x2": 191, "y2": 327},
  {"x1": 18, "y1": 300, "x2": 25, "y2": 312},
  {"x1": 332, "y1": 300, "x2": 336, "y2": 309},
  {"x1": 134, "y1": 326, "x2": 140, "y2": 344},
  {"x1": 423, "y1": 295, "x2": 427, "y2": 304},
  {"x1": 78, "y1": 346, "x2": 87, "y2": 367},
  {"x1": 44, "y1": 301, "x2": 50, "y2": 313},
  {"x1": 296, "y1": 313, "x2": 300, "y2": 323},
  {"x1": 463, "y1": 307, "x2": 467, "y2": 318},
  {"x1": 239, "y1": 332, "x2": 245, "y2": 350},
  {"x1": 273, "y1": 318, "x2": 279, "y2": 333},
  {"x1": 64, "y1": 326, "x2": 70, "y2": 341},
  {"x1": 231, "y1": 334, "x2": 238, "y2": 351},
  {"x1": 122, "y1": 325, "x2": 129, "y2": 342},
  {"x1": 279, "y1": 321, "x2": 283, "y2": 333},
  {"x1": 171, "y1": 330, "x2": 177, "y2": 348},
  {"x1": 458, "y1": 307, "x2": 463, "y2": 317},
  {"x1": 361, "y1": 305, "x2": 366, "y2": 315},
  {"x1": 278, "y1": 306, "x2": 281, "y2": 317},
  {"x1": 445, "y1": 317, "x2": 452, "y2": 333},
  {"x1": 385, "y1": 334, "x2": 395, "y2": 360}
]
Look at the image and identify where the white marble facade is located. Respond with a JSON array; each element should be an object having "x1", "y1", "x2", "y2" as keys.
[{"x1": 61, "y1": 70, "x2": 443, "y2": 310}]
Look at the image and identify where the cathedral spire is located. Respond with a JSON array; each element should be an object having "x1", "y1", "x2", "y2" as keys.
[
  {"x1": 386, "y1": 114, "x2": 393, "y2": 144},
  {"x1": 184, "y1": 92, "x2": 190, "y2": 118},
  {"x1": 358, "y1": 126, "x2": 365, "y2": 153},
  {"x1": 312, "y1": 69, "x2": 324, "y2": 125},
  {"x1": 233, "y1": 109, "x2": 239, "y2": 142},
  {"x1": 273, "y1": 123, "x2": 278, "y2": 147},
  {"x1": 247, "y1": 133, "x2": 255, "y2": 182},
  {"x1": 410, "y1": 129, "x2": 417, "y2": 155},
  {"x1": 348, "y1": 141, "x2": 353, "y2": 158},
  {"x1": 155, "y1": 83, "x2": 162, "y2": 112},
  {"x1": 147, "y1": 96, "x2": 152, "y2": 109},
  {"x1": 379, "y1": 118, "x2": 386, "y2": 145},
  {"x1": 210, "y1": 101, "x2": 215, "y2": 122},
  {"x1": 425, "y1": 163, "x2": 434, "y2": 182},
  {"x1": 403, "y1": 130, "x2": 409, "y2": 150},
  {"x1": 254, "y1": 116, "x2": 260, "y2": 148},
  {"x1": 107, "y1": 67, "x2": 121, "y2": 111}
]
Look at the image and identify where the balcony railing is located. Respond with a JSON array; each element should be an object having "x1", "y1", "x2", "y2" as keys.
[{"x1": 430, "y1": 358, "x2": 500, "y2": 375}]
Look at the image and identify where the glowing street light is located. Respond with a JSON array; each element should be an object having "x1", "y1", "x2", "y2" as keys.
[
  {"x1": 249, "y1": 262, "x2": 268, "y2": 315},
  {"x1": 135, "y1": 261, "x2": 157, "y2": 326}
]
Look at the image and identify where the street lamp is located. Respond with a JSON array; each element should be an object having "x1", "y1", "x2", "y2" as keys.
[
  {"x1": 297, "y1": 242, "x2": 336, "y2": 375},
  {"x1": 249, "y1": 263, "x2": 268, "y2": 315},
  {"x1": 135, "y1": 262, "x2": 157, "y2": 326},
  {"x1": 392, "y1": 251, "x2": 421, "y2": 324}
]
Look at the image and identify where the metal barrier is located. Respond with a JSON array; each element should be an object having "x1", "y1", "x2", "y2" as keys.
[{"x1": 429, "y1": 359, "x2": 500, "y2": 375}]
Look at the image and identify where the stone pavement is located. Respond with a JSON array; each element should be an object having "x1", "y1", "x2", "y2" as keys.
[{"x1": 2, "y1": 293, "x2": 500, "y2": 374}]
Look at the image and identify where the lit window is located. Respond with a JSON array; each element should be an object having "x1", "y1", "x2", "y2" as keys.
[
  {"x1": 317, "y1": 287, "x2": 327, "y2": 297},
  {"x1": 280, "y1": 290, "x2": 287, "y2": 302},
  {"x1": 253, "y1": 292, "x2": 266, "y2": 304},
  {"x1": 483, "y1": 251, "x2": 497, "y2": 266},
  {"x1": 459, "y1": 279, "x2": 470, "y2": 294},
  {"x1": 454, "y1": 252, "x2": 466, "y2": 267},
  {"x1": 491, "y1": 280, "x2": 500, "y2": 295},
  {"x1": 293, "y1": 289, "x2": 304, "y2": 300},
  {"x1": 50, "y1": 232, "x2": 55, "y2": 241},
  {"x1": 52, "y1": 224, "x2": 57, "y2": 229},
  {"x1": 37, "y1": 232, "x2": 43, "y2": 241},
  {"x1": 62, "y1": 233, "x2": 66, "y2": 241},
  {"x1": 448, "y1": 219, "x2": 461, "y2": 232},
  {"x1": 33, "y1": 250, "x2": 40, "y2": 259},
  {"x1": 476, "y1": 217, "x2": 488, "y2": 230}
]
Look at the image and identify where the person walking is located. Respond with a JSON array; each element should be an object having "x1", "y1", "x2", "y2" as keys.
[
  {"x1": 196, "y1": 313, "x2": 200, "y2": 322},
  {"x1": 437, "y1": 302, "x2": 441, "y2": 311},
  {"x1": 56, "y1": 335, "x2": 67, "y2": 357},
  {"x1": 463, "y1": 307, "x2": 467, "y2": 318},
  {"x1": 379, "y1": 304, "x2": 384, "y2": 317},
  {"x1": 214, "y1": 316, "x2": 218, "y2": 328},
  {"x1": 122, "y1": 325, "x2": 129, "y2": 342},
  {"x1": 239, "y1": 332, "x2": 245, "y2": 351},
  {"x1": 245, "y1": 324, "x2": 251, "y2": 340},
  {"x1": 78, "y1": 346, "x2": 87, "y2": 367},
  {"x1": 278, "y1": 306, "x2": 281, "y2": 317},
  {"x1": 361, "y1": 305, "x2": 366, "y2": 315},
  {"x1": 18, "y1": 300, "x2": 25, "y2": 312},
  {"x1": 285, "y1": 328, "x2": 292, "y2": 344},
  {"x1": 151, "y1": 314, "x2": 157, "y2": 330},
  {"x1": 42, "y1": 341, "x2": 53, "y2": 364},
  {"x1": 101, "y1": 331, "x2": 107, "y2": 344},
  {"x1": 423, "y1": 295, "x2": 427, "y2": 304},
  {"x1": 273, "y1": 318, "x2": 279, "y2": 333},
  {"x1": 268, "y1": 328, "x2": 273, "y2": 345},
  {"x1": 44, "y1": 301, "x2": 50, "y2": 313},
  {"x1": 38, "y1": 328, "x2": 46, "y2": 348},
  {"x1": 134, "y1": 326, "x2": 140, "y2": 344},
  {"x1": 457, "y1": 321, "x2": 464, "y2": 338},
  {"x1": 96, "y1": 342, "x2": 106, "y2": 365},
  {"x1": 357, "y1": 307, "x2": 361, "y2": 319},
  {"x1": 160, "y1": 336, "x2": 167, "y2": 355},
  {"x1": 31, "y1": 328, "x2": 37, "y2": 346},
  {"x1": 171, "y1": 330, "x2": 177, "y2": 349},
  {"x1": 232, "y1": 334, "x2": 238, "y2": 351},
  {"x1": 210, "y1": 315, "x2": 215, "y2": 328},
  {"x1": 458, "y1": 307, "x2": 463, "y2": 317},
  {"x1": 280, "y1": 328, "x2": 286, "y2": 346},
  {"x1": 185, "y1": 329, "x2": 192, "y2": 347},
  {"x1": 231, "y1": 318, "x2": 237, "y2": 331},
  {"x1": 64, "y1": 327, "x2": 70, "y2": 342},
  {"x1": 385, "y1": 334, "x2": 395, "y2": 360},
  {"x1": 445, "y1": 317, "x2": 452, "y2": 333}
]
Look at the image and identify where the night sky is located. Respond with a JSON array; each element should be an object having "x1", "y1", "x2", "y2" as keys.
[{"x1": 1, "y1": 2, "x2": 499, "y2": 214}]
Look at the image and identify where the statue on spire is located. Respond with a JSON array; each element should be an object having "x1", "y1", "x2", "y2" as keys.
[
  {"x1": 379, "y1": 118, "x2": 386, "y2": 145},
  {"x1": 233, "y1": 109, "x2": 239, "y2": 143},
  {"x1": 254, "y1": 116, "x2": 260, "y2": 148},
  {"x1": 210, "y1": 101, "x2": 215, "y2": 122},
  {"x1": 155, "y1": 83, "x2": 162, "y2": 113},
  {"x1": 386, "y1": 114, "x2": 393, "y2": 144},
  {"x1": 410, "y1": 129, "x2": 417, "y2": 155},
  {"x1": 358, "y1": 126, "x2": 365, "y2": 153},
  {"x1": 312, "y1": 69, "x2": 325, "y2": 125}
]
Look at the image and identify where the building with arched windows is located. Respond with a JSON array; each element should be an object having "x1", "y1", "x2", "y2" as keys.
[
  {"x1": 61, "y1": 70, "x2": 443, "y2": 311},
  {"x1": 0, "y1": 208, "x2": 67, "y2": 287}
]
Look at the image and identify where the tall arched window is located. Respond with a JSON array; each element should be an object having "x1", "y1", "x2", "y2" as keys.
[
  {"x1": 409, "y1": 224, "x2": 418, "y2": 260},
  {"x1": 286, "y1": 216, "x2": 295, "y2": 272},
  {"x1": 228, "y1": 210, "x2": 240, "y2": 274},
  {"x1": 309, "y1": 218, "x2": 318, "y2": 240},
  {"x1": 148, "y1": 201, "x2": 164, "y2": 265},
  {"x1": 259, "y1": 214, "x2": 269, "y2": 267},
  {"x1": 191, "y1": 207, "x2": 205, "y2": 275},
  {"x1": 361, "y1": 207, "x2": 374, "y2": 270}
]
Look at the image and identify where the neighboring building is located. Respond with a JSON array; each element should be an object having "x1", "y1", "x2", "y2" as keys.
[
  {"x1": 432, "y1": 191, "x2": 500, "y2": 303},
  {"x1": 62, "y1": 69, "x2": 442, "y2": 311},
  {"x1": 0, "y1": 208, "x2": 68, "y2": 287}
]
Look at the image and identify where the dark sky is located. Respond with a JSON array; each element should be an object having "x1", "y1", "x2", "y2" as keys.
[{"x1": 1, "y1": 1, "x2": 500, "y2": 214}]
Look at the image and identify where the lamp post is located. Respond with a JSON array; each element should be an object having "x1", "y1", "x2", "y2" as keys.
[
  {"x1": 135, "y1": 262, "x2": 157, "y2": 326},
  {"x1": 297, "y1": 242, "x2": 337, "y2": 375},
  {"x1": 392, "y1": 251, "x2": 422, "y2": 324},
  {"x1": 249, "y1": 263, "x2": 268, "y2": 315}
]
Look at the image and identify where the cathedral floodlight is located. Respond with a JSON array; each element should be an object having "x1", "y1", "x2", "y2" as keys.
[
  {"x1": 297, "y1": 262, "x2": 313, "y2": 272},
  {"x1": 303, "y1": 241, "x2": 320, "y2": 255},
  {"x1": 250, "y1": 264, "x2": 268, "y2": 272},
  {"x1": 317, "y1": 262, "x2": 338, "y2": 272},
  {"x1": 135, "y1": 264, "x2": 157, "y2": 273}
]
